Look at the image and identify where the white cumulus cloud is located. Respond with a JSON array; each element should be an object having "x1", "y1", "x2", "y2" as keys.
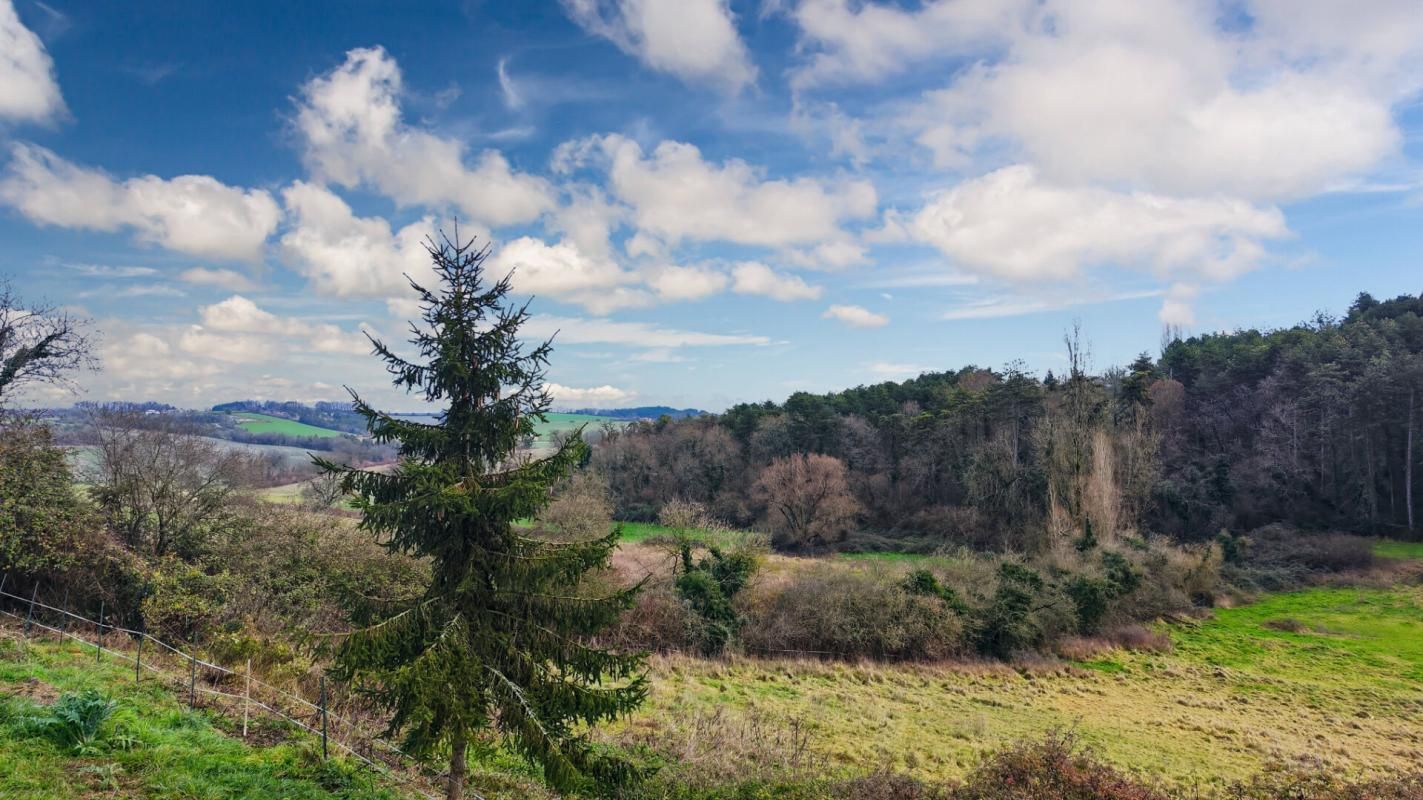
[
  {"x1": 0, "y1": 0, "x2": 66, "y2": 123},
  {"x1": 295, "y1": 46, "x2": 554, "y2": 226},
  {"x1": 822, "y1": 304, "x2": 888, "y2": 328},
  {"x1": 0, "y1": 144, "x2": 280, "y2": 262},
  {"x1": 546, "y1": 381, "x2": 635, "y2": 407},
  {"x1": 487, "y1": 236, "x2": 649, "y2": 314},
  {"x1": 561, "y1": 0, "x2": 756, "y2": 93},
  {"x1": 279, "y1": 181, "x2": 434, "y2": 298},
  {"x1": 909, "y1": 0, "x2": 1420, "y2": 200},
  {"x1": 563, "y1": 134, "x2": 877, "y2": 251},
  {"x1": 730, "y1": 262, "x2": 822, "y2": 301},
  {"x1": 909, "y1": 165, "x2": 1289, "y2": 284}
]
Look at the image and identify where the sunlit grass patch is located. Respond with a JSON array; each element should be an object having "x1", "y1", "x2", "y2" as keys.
[
  {"x1": 0, "y1": 635, "x2": 411, "y2": 800},
  {"x1": 1374, "y1": 539, "x2": 1423, "y2": 561},
  {"x1": 627, "y1": 584, "x2": 1423, "y2": 789}
]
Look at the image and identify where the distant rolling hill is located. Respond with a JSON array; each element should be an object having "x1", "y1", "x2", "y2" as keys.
[{"x1": 564, "y1": 406, "x2": 706, "y2": 420}]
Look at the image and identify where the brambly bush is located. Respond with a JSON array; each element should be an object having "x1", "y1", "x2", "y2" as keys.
[{"x1": 739, "y1": 565, "x2": 965, "y2": 660}]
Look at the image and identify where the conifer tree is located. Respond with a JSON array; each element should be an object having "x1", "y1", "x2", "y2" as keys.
[{"x1": 318, "y1": 232, "x2": 646, "y2": 800}]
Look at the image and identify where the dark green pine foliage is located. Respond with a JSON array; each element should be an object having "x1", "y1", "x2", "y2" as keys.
[{"x1": 317, "y1": 233, "x2": 647, "y2": 797}]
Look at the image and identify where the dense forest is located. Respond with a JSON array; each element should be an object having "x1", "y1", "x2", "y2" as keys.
[{"x1": 595, "y1": 292, "x2": 1423, "y2": 550}]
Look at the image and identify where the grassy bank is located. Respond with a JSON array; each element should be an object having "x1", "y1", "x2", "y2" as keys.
[{"x1": 0, "y1": 633, "x2": 412, "y2": 800}]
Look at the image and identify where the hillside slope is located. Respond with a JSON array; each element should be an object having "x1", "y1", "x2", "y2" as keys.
[{"x1": 0, "y1": 632, "x2": 414, "y2": 800}]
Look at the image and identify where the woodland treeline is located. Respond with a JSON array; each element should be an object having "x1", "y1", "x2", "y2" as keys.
[{"x1": 595, "y1": 292, "x2": 1423, "y2": 548}]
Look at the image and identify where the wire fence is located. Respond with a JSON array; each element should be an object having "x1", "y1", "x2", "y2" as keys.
[{"x1": 0, "y1": 574, "x2": 444, "y2": 800}]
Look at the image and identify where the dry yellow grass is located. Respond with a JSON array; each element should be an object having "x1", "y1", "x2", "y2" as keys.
[{"x1": 619, "y1": 585, "x2": 1423, "y2": 789}]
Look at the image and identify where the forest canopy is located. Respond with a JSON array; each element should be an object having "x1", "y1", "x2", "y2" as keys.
[{"x1": 595, "y1": 291, "x2": 1423, "y2": 548}]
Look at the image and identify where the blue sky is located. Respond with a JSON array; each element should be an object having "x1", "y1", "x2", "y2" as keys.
[{"x1": 1, "y1": 0, "x2": 1421, "y2": 412}]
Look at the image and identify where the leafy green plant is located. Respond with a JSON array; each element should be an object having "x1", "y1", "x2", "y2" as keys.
[
  {"x1": 31, "y1": 689, "x2": 119, "y2": 755},
  {"x1": 78, "y1": 763, "x2": 126, "y2": 792},
  {"x1": 901, "y1": 569, "x2": 971, "y2": 615},
  {"x1": 973, "y1": 563, "x2": 1047, "y2": 659},
  {"x1": 675, "y1": 543, "x2": 758, "y2": 655}
]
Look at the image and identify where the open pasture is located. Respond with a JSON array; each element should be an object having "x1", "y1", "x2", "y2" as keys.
[
  {"x1": 625, "y1": 584, "x2": 1423, "y2": 788},
  {"x1": 229, "y1": 412, "x2": 346, "y2": 439}
]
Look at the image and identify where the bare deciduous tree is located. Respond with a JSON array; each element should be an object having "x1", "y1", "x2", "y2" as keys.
[
  {"x1": 88, "y1": 409, "x2": 252, "y2": 559},
  {"x1": 301, "y1": 469, "x2": 348, "y2": 510},
  {"x1": 539, "y1": 470, "x2": 614, "y2": 541},
  {"x1": 752, "y1": 453, "x2": 859, "y2": 548},
  {"x1": 0, "y1": 280, "x2": 95, "y2": 404}
]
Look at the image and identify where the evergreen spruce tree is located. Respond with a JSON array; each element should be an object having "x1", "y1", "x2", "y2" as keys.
[{"x1": 318, "y1": 232, "x2": 646, "y2": 800}]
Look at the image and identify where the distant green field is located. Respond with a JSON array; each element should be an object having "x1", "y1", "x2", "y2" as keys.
[
  {"x1": 533, "y1": 412, "x2": 619, "y2": 446},
  {"x1": 1375, "y1": 539, "x2": 1423, "y2": 560},
  {"x1": 390, "y1": 411, "x2": 619, "y2": 449},
  {"x1": 230, "y1": 412, "x2": 345, "y2": 439}
]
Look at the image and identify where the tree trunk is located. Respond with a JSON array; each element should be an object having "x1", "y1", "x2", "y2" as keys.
[
  {"x1": 448, "y1": 731, "x2": 467, "y2": 800},
  {"x1": 1407, "y1": 387, "x2": 1415, "y2": 535}
]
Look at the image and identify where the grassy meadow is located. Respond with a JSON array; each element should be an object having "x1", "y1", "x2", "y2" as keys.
[
  {"x1": 229, "y1": 412, "x2": 346, "y2": 439},
  {"x1": 531, "y1": 412, "x2": 620, "y2": 448},
  {"x1": 623, "y1": 583, "x2": 1423, "y2": 789}
]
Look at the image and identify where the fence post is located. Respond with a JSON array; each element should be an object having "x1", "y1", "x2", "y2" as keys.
[
  {"x1": 319, "y1": 674, "x2": 329, "y2": 760},
  {"x1": 59, "y1": 589, "x2": 68, "y2": 634},
  {"x1": 189, "y1": 655, "x2": 197, "y2": 708},
  {"x1": 135, "y1": 635, "x2": 143, "y2": 683},
  {"x1": 23, "y1": 584, "x2": 37, "y2": 636},
  {"x1": 242, "y1": 658, "x2": 251, "y2": 738},
  {"x1": 96, "y1": 601, "x2": 105, "y2": 663}
]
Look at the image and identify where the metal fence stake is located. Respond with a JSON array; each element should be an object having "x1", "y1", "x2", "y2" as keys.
[
  {"x1": 96, "y1": 601, "x2": 104, "y2": 663},
  {"x1": 189, "y1": 655, "x2": 197, "y2": 708},
  {"x1": 135, "y1": 635, "x2": 143, "y2": 683},
  {"x1": 59, "y1": 589, "x2": 68, "y2": 633}
]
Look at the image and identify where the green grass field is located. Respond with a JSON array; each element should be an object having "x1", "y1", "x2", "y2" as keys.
[
  {"x1": 532, "y1": 412, "x2": 619, "y2": 447},
  {"x1": 1375, "y1": 539, "x2": 1423, "y2": 561},
  {"x1": 0, "y1": 634, "x2": 411, "y2": 800},
  {"x1": 230, "y1": 412, "x2": 346, "y2": 439},
  {"x1": 628, "y1": 584, "x2": 1423, "y2": 788}
]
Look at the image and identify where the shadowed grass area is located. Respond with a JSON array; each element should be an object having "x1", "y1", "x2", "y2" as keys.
[
  {"x1": 623, "y1": 584, "x2": 1423, "y2": 789},
  {"x1": 0, "y1": 634, "x2": 412, "y2": 800}
]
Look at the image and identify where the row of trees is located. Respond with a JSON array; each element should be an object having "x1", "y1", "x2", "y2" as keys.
[{"x1": 596, "y1": 293, "x2": 1423, "y2": 548}]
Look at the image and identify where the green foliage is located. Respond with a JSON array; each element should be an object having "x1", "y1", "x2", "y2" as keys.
[
  {"x1": 1216, "y1": 530, "x2": 1246, "y2": 564},
  {"x1": 319, "y1": 235, "x2": 647, "y2": 794},
  {"x1": 674, "y1": 544, "x2": 757, "y2": 655},
  {"x1": 0, "y1": 418, "x2": 101, "y2": 578},
  {"x1": 139, "y1": 556, "x2": 232, "y2": 642},
  {"x1": 1101, "y1": 552, "x2": 1140, "y2": 595},
  {"x1": 973, "y1": 564, "x2": 1046, "y2": 658},
  {"x1": 900, "y1": 569, "x2": 970, "y2": 615},
  {"x1": 27, "y1": 689, "x2": 117, "y2": 755},
  {"x1": 1065, "y1": 577, "x2": 1112, "y2": 633},
  {"x1": 1065, "y1": 552, "x2": 1141, "y2": 633}
]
